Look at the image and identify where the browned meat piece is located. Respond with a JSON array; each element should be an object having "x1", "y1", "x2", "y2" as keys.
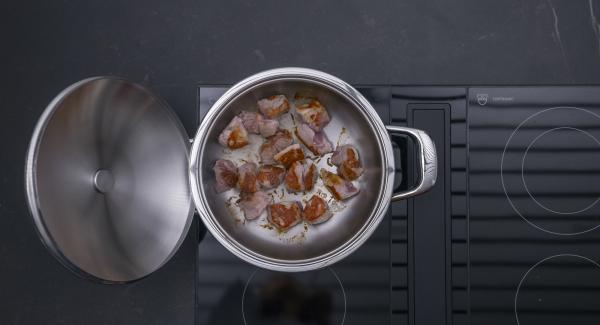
[
  {"x1": 238, "y1": 162, "x2": 259, "y2": 193},
  {"x1": 284, "y1": 160, "x2": 304, "y2": 192},
  {"x1": 330, "y1": 144, "x2": 358, "y2": 165},
  {"x1": 267, "y1": 201, "x2": 302, "y2": 231},
  {"x1": 218, "y1": 116, "x2": 249, "y2": 149},
  {"x1": 304, "y1": 162, "x2": 317, "y2": 190},
  {"x1": 330, "y1": 145, "x2": 364, "y2": 180},
  {"x1": 257, "y1": 95, "x2": 290, "y2": 119},
  {"x1": 294, "y1": 95, "x2": 330, "y2": 131},
  {"x1": 274, "y1": 144, "x2": 305, "y2": 168},
  {"x1": 284, "y1": 160, "x2": 317, "y2": 192},
  {"x1": 213, "y1": 159, "x2": 238, "y2": 193},
  {"x1": 303, "y1": 195, "x2": 332, "y2": 224},
  {"x1": 238, "y1": 191, "x2": 272, "y2": 220},
  {"x1": 319, "y1": 169, "x2": 360, "y2": 201},
  {"x1": 257, "y1": 165, "x2": 286, "y2": 189},
  {"x1": 259, "y1": 130, "x2": 294, "y2": 164},
  {"x1": 338, "y1": 160, "x2": 363, "y2": 181},
  {"x1": 295, "y1": 123, "x2": 333, "y2": 156}
]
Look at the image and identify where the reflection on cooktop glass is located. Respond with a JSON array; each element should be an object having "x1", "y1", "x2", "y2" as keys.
[
  {"x1": 241, "y1": 268, "x2": 345, "y2": 325},
  {"x1": 196, "y1": 229, "x2": 390, "y2": 325}
]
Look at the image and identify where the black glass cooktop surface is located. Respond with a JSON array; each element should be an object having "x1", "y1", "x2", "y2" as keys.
[
  {"x1": 196, "y1": 85, "x2": 600, "y2": 325},
  {"x1": 468, "y1": 87, "x2": 600, "y2": 325}
]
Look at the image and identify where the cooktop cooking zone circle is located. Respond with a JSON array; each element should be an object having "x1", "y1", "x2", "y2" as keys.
[
  {"x1": 501, "y1": 107, "x2": 600, "y2": 235},
  {"x1": 242, "y1": 267, "x2": 346, "y2": 325},
  {"x1": 514, "y1": 254, "x2": 600, "y2": 325},
  {"x1": 521, "y1": 127, "x2": 600, "y2": 215}
]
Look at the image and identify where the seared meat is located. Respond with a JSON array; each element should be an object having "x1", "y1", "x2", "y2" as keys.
[
  {"x1": 319, "y1": 169, "x2": 360, "y2": 201},
  {"x1": 239, "y1": 110, "x2": 280, "y2": 138},
  {"x1": 258, "y1": 95, "x2": 290, "y2": 119},
  {"x1": 284, "y1": 159, "x2": 317, "y2": 192},
  {"x1": 295, "y1": 123, "x2": 333, "y2": 155},
  {"x1": 303, "y1": 161, "x2": 318, "y2": 191},
  {"x1": 259, "y1": 130, "x2": 294, "y2": 164},
  {"x1": 267, "y1": 201, "x2": 302, "y2": 231},
  {"x1": 238, "y1": 191, "x2": 272, "y2": 220},
  {"x1": 218, "y1": 116, "x2": 249, "y2": 149},
  {"x1": 257, "y1": 165, "x2": 286, "y2": 189},
  {"x1": 294, "y1": 96, "x2": 330, "y2": 131},
  {"x1": 238, "y1": 162, "x2": 259, "y2": 193},
  {"x1": 284, "y1": 160, "x2": 304, "y2": 192},
  {"x1": 274, "y1": 144, "x2": 305, "y2": 167},
  {"x1": 331, "y1": 145, "x2": 363, "y2": 181},
  {"x1": 213, "y1": 159, "x2": 238, "y2": 193},
  {"x1": 303, "y1": 195, "x2": 332, "y2": 224},
  {"x1": 258, "y1": 118, "x2": 279, "y2": 138}
]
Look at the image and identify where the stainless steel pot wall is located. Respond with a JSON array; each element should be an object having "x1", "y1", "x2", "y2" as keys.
[{"x1": 189, "y1": 68, "x2": 437, "y2": 272}]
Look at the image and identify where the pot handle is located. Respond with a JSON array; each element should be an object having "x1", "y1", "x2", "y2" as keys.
[{"x1": 385, "y1": 125, "x2": 438, "y2": 201}]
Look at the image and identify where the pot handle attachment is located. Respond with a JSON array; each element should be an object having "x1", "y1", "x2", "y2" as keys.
[{"x1": 385, "y1": 125, "x2": 438, "y2": 202}]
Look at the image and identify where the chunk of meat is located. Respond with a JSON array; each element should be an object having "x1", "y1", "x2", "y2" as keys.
[
  {"x1": 259, "y1": 130, "x2": 294, "y2": 164},
  {"x1": 274, "y1": 144, "x2": 305, "y2": 167},
  {"x1": 238, "y1": 162, "x2": 259, "y2": 193},
  {"x1": 239, "y1": 110, "x2": 280, "y2": 138},
  {"x1": 331, "y1": 145, "x2": 364, "y2": 181},
  {"x1": 257, "y1": 95, "x2": 290, "y2": 119},
  {"x1": 303, "y1": 195, "x2": 333, "y2": 224},
  {"x1": 258, "y1": 118, "x2": 279, "y2": 137},
  {"x1": 330, "y1": 144, "x2": 355, "y2": 165},
  {"x1": 257, "y1": 165, "x2": 285, "y2": 189},
  {"x1": 284, "y1": 160, "x2": 304, "y2": 192},
  {"x1": 213, "y1": 159, "x2": 238, "y2": 193},
  {"x1": 238, "y1": 111, "x2": 261, "y2": 134},
  {"x1": 267, "y1": 201, "x2": 302, "y2": 231},
  {"x1": 319, "y1": 169, "x2": 360, "y2": 201},
  {"x1": 238, "y1": 191, "x2": 272, "y2": 220},
  {"x1": 284, "y1": 160, "x2": 317, "y2": 192},
  {"x1": 259, "y1": 144, "x2": 278, "y2": 165},
  {"x1": 294, "y1": 96, "x2": 330, "y2": 131},
  {"x1": 304, "y1": 161, "x2": 317, "y2": 190},
  {"x1": 295, "y1": 123, "x2": 333, "y2": 155},
  {"x1": 218, "y1": 116, "x2": 249, "y2": 149}
]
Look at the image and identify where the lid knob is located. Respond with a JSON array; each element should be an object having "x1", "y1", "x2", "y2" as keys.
[{"x1": 93, "y1": 169, "x2": 114, "y2": 193}]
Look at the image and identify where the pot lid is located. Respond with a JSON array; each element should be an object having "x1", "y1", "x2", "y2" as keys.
[{"x1": 25, "y1": 77, "x2": 194, "y2": 283}]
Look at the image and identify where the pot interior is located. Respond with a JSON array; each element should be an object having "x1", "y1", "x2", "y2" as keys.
[{"x1": 196, "y1": 78, "x2": 389, "y2": 265}]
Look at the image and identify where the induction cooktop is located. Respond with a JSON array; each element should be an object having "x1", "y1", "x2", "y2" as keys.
[{"x1": 195, "y1": 86, "x2": 600, "y2": 325}]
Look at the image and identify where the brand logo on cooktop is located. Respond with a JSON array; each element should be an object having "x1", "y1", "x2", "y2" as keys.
[{"x1": 476, "y1": 93, "x2": 488, "y2": 106}]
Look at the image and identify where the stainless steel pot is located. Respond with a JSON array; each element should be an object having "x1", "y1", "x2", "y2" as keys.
[
  {"x1": 26, "y1": 68, "x2": 436, "y2": 282},
  {"x1": 189, "y1": 67, "x2": 437, "y2": 272}
]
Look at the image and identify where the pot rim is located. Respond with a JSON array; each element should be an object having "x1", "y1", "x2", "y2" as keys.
[{"x1": 189, "y1": 67, "x2": 395, "y2": 272}]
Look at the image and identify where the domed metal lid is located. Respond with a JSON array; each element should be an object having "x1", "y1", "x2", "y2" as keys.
[{"x1": 25, "y1": 77, "x2": 194, "y2": 283}]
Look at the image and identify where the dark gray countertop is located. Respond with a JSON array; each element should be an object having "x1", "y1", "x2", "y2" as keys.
[{"x1": 2, "y1": 0, "x2": 600, "y2": 324}]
